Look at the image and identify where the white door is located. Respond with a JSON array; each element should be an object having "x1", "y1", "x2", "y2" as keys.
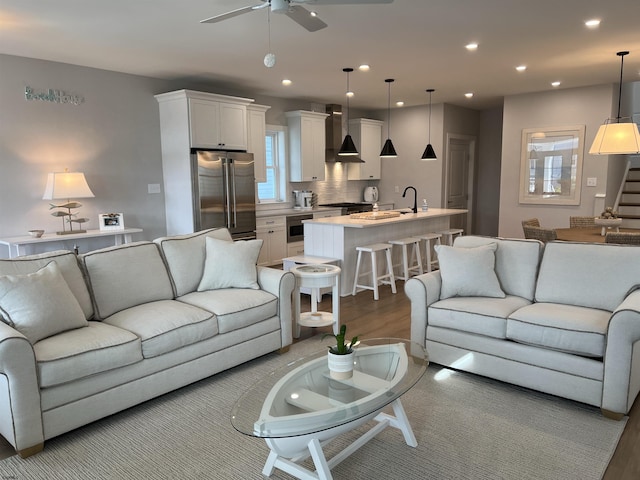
[{"x1": 446, "y1": 136, "x2": 475, "y2": 232}]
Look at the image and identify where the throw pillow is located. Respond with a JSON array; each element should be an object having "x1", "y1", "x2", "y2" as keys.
[
  {"x1": 197, "y1": 237, "x2": 263, "y2": 291},
  {"x1": 434, "y1": 243, "x2": 506, "y2": 299},
  {"x1": 0, "y1": 261, "x2": 88, "y2": 344}
]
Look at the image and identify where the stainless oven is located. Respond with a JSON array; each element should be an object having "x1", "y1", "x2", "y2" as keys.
[{"x1": 286, "y1": 213, "x2": 313, "y2": 243}]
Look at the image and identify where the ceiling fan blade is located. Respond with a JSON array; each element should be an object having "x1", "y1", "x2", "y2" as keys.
[
  {"x1": 297, "y1": 0, "x2": 394, "y2": 5},
  {"x1": 286, "y1": 5, "x2": 328, "y2": 32},
  {"x1": 200, "y1": 5, "x2": 260, "y2": 24}
]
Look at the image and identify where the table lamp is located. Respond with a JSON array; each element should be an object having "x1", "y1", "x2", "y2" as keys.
[{"x1": 42, "y1": 170, "x2": 95, "y2": 234}]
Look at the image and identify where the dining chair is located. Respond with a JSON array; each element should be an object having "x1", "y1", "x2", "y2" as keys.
[
  {"x1": 569, "y1": 216, "x2": 596, "y2": 228},
  {"x1": 523, "y1": 224, "x2": 557, "y2": 243},
  {"x1": 604, "y1": 232, "x2": 640, "y2": 245}
]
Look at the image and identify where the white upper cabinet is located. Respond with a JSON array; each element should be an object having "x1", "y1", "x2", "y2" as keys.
[
  {"x1": 347, "y1": 118, "x2": 383, "y2": 180},
  {"x1": 286, "y1": 110, "x2": 329, "y2": 182},
  {"x1": 247, "y1": 104, "x2": 271, "y2": 183},
  {"x1": 189, "y1": 97, "x2": 249, "y2": 150}
]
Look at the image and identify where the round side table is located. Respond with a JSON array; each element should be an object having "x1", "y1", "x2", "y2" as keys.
[{"x1": 290, "y1": 264, "x2": 341, "y2": 339}]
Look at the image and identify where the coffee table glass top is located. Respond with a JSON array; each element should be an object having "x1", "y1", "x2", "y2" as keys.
[{"x1": 231, "y1": 338, "x2": 428, "y2": 438}]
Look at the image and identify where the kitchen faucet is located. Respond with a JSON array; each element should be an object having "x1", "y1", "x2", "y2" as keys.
[{"x1": 402, "y1": 186, "x2": 417, "y2": 213}]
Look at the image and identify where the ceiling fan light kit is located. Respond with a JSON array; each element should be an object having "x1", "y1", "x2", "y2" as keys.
[
  {"x1": 380, "y1": 78, "x2": 398, "y2": 158},
  {"x1": 589, "y1": 51, "x2": 640, "y2": 155},
  {"x1": 422, "y1": 88, "x2": 437, "y2": 160}
]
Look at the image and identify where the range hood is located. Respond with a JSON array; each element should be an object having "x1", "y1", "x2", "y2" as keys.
[{"x1": 325, "y1": 104, "x2": 364, "y2": 163}]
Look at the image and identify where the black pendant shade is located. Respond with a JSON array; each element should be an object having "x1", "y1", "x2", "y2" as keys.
[
  {"x1": 421, "y1": 88, "x2": 437, "y2": 160},
  {"x1": 380, "y1": 78, "x2": 397, "y2": 158},
  {"x1": 381, "y1": 138, "x2": 397, "y2": 157},
  {"x1": 338, "y1": 67, "x2": 360, "y2": 157}
]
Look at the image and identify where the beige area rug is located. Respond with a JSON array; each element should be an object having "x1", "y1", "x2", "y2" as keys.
[{"x1": 0, "y1": 337, "x2": 627, "y2": 480}]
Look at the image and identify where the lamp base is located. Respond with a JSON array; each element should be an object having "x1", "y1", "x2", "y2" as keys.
[{"x1": 56, "y1": 229, "x2": 87, "y2": 235}]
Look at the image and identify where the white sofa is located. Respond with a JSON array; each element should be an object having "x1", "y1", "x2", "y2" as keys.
[
  {"x1": 0, "y1": 228, "x2": 295, "y2": 457},
  {"x1": 405, "y1": 235, "x2": 640, "y2": 418}
]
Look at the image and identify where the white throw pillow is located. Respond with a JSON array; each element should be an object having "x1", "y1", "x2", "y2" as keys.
[
  {"x1": 434, "y1": 243, "x2": 506, "y2": 299},
  {"x1": 0, "y1": 261, "x2": 88, "y2": 344},
  {"x1": 197, "y1": 237, "x2": 263, "y2": 291}
]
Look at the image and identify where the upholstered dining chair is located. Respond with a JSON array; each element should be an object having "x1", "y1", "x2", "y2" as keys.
[
  {"x1": 522, "y1": 224, "x2": 557, "y2": 243},
  {"x1": 605, "y1": 232, "x2": 640, "y2": 245},
  {"x1": 569, "y1": 216, "x2": 596, "y2": 228}
]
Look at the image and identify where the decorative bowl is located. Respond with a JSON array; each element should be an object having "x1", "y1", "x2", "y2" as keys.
[{"x1": 28, "y1": 230, "x2": 44, "y2": 238}]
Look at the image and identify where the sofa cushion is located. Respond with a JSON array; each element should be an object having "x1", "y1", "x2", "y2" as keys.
[
  {"x1": 434, "y1": 243, "x2": 505, "y2": 299},
  {"x1": 454, "y1": 236, "x2": 542, "y2": 301},
  {"x1": 0, "y1": 262, "x2": 88, "y2": 344},
  {"x1": 0, "y1": 249, "x2": 93, "y2": 319},
  {"x1": 34, "y1": 321, "x2": 142, "y2": 388},
  {"x1": 535, "y1": 241, "x2": 640, "y2": 311},
  {"x1": 506, "y1": 302, "x2": 611, "y2": 357},
  {"x1": 154, "y1": 228, "x2": 233, "y2": 297},
  {"x1": 198, "y1": 237, "x2": 263, "y2": 291},
  {"x1": 430, "y1": 295, "x2": 531, "y2": 339},
  {"x1": 179, "y1": 289, "x2": 277, "y2": 334},
  {"x1": 80, "y1": 242, "x2": 174, "y2": 319},
  {"x1": 102, "y1": 300, "x2": 217, "y2": 359}
]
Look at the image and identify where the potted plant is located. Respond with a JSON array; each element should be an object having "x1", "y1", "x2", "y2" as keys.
[{"x1": 323, "y1": 325, "x2": 358, "y2": 379}]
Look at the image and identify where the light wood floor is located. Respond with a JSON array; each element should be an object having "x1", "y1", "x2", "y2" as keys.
[{"x1": 2, "y1": 283, "x2": 638, "y2": 478}]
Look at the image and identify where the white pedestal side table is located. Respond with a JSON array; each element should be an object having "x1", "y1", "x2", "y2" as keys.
[{"x1": 290, "y1": 264, "x2": 341, "y2": 339}]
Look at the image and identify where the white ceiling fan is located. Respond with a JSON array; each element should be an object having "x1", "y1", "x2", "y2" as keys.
[{"x1": 200, "y1": 0, "x2": 394, "y2": 32}]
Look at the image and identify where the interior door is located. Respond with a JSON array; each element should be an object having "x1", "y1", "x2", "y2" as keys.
[{"x1": 446, "y1": 137, "x2": 474, "y2": 231}]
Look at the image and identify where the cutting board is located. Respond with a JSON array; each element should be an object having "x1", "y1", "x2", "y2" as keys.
[{"x1": 350, "y1": 211, "x2": 401, "y2": 220}]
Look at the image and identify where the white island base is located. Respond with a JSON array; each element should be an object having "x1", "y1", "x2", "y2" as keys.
[{"x1": 303, "y1": 208, "x2": 466, "y2": 296}]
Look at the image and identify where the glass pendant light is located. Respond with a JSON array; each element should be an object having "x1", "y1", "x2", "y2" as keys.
[
  {"x1": 380, "y1": 78, "x2": 398, "y2": 158},
  {"x1": 422, "y1": 88, "x2": 437, "y2": 160},
  {"x1": 589, "y1": 51, "x2": 640, "y2": 155},
  {"x1": 338, "y1": 67, "x2": 359, "y2": 156}
]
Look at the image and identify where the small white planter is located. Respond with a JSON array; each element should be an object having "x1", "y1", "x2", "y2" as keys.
[{"x1": 327, "y1": 351, "x2": 355, "y2": 379}]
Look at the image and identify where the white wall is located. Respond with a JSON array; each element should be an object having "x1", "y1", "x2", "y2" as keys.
[
  {"x1": 498, "y1": 84, "x2": 615, "y2": 238},
  {"x1": 476, "y1": 107, "x2": 503, "y2": 236}
]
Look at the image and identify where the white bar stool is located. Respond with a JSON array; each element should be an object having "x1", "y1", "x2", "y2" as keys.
[
  {"x1": 438, "y1": 228, "x2": 464, "y2": 246},
  {"x1": 418, "y1": 233, "x2": 442, "y2": 273},
  {"x1": 290, "y1": 264, "x2": 341, "y2": 339},
  {"x1": 388, "y1": 237, "x2": 423, "y2": 281},
  {"x1": 352, "y1": 243, "x2": 397, "y2": 301}
]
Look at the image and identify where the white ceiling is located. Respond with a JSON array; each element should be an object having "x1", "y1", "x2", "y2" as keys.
[{"x1": 2, "y1": 0, "x2": 640, "y2": 110}]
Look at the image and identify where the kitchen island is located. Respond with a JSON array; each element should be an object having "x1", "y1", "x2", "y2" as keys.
[{"x1": 303, "y1": 208, "x2": 467, "y2": 296}]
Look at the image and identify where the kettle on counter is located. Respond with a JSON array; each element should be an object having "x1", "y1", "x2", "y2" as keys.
[{"x1": 363, "y1": 186, "x2": 379, "y2": 203}]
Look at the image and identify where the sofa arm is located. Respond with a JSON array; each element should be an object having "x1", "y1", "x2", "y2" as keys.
[
  {"x1": 257, "y1": 266, "x2": 295, "y2": 348},
  {"x1": 0, "y1": 322, "x2": 44, "y2": 455},
  {"x1": 404, "y1": 271, "x2": 442, "y2": 348},
  {"x1": 602, "y1": 289, "x2": 640, "y2": 416}
]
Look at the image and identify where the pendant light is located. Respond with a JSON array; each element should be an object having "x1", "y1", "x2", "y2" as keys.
[
  {"x1": 263, "y1": 9, "x2": 276, "y2": 68},
  {"x1": 380, "y1": 78, "x2": 398, "y2": 158},
  {"x1": 338, "y1": 67, "x2": 359, "y2": 156},
  {"x1": 422, "y1": 88, "x2": 437, "y2": 160},
  {"x1": 589, "y1": 51, "x2": 640, "y2": 155}
]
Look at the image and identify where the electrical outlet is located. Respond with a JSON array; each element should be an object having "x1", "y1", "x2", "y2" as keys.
[
  {"x1": 587, "y1": 177, "x2": 597, "y2": 187},
  {"x1": 394, "y1": 185, "x2": 399, "y2": 193},
  {"x1": 148, "y1": 183, "x2": 161, "y2": 194}
]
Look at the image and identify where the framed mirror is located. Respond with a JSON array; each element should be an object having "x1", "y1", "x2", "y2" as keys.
[{"x1": 519, "y1": 125, "x2": 585, "y2": 205}]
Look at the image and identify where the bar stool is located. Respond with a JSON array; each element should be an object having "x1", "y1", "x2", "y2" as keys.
[
  {"x1": 417, "y1": 233, "x2": 442, "y2": 273},
  {"x1": 388, "y1": 237, "x2": 423, "y2": 281},
  {"x1": 352, "y1": 243, "x2": 397, "y2": 300},
  {"x1": 438, "y1": 228, "x2": 464, "y2": 246}
]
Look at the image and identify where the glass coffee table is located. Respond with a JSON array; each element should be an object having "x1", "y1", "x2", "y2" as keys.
[{"x1": 231, "y1": 338, "x2": 428, "y2": 480}]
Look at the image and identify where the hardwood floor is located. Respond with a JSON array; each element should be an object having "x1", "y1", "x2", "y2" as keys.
[{"x1": 2, "y1": 282, "x2": 638, "y2": 479}]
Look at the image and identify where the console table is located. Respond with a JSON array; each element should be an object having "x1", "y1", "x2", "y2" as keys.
[{"x1": 0, "y1": 228, "x2": 143, "y2": 258}]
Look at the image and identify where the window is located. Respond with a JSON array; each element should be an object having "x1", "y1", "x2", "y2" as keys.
[{"x1": 257, "y1": 126, "x2": 287, "y2": 203}]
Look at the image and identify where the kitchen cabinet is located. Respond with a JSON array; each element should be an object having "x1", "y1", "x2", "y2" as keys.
[
  {"x1": 247, "y1": 104, "x2": 270, "y2": 183},
  {"x1": 287, "y1": 241, "x2": 305, "y2": 257},
  {"x1": 286, "y1": 110, "x2": 329, "y2": 182},
  {"x1": 347, "y1": 118, "x2": 383, "y2": 180},
  {"x1": 256, "y1": 216, "x2": 286, "y2": 266},
  {"x1": 189, "y1": 97, "x2": 249, "y2": 150}
]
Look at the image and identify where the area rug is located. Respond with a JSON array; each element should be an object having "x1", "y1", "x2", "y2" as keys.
[{"x1": 0, "y1": 337, "x2": 626, "y2": 480}]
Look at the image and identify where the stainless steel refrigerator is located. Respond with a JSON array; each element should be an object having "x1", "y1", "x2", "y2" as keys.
[{"x1": 191, "y1": 150, "x2": 256, "y2": 240}]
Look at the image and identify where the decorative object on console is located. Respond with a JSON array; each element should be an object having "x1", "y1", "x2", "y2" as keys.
[
  {"x1": 589, "y1": 51, "x2": 640, "y2": 155},
  {"x1": 380, "y1": 79, "x2": 398, "y2": 158},
  {"x1": 28, "y1": 229, "x2": 44, "y2": 238},
  {"x1": 595, "y1": 206, "x2": 622, "y2": 235},
  {"x1": 421, "y1": 89, "x2": 437, "y2": 160},
  {"x1": 322, "y1": 324, "x2": 358, "y2": 379},
  {"x1": 338, "y1": 67, "x2": 359, "y2": 157},
  {"x1": 98, "y1": 213, "x2": 125, "y2": 231},
  {"x1": 42, "y1": 169, "x2": 95, "y2": 235}
]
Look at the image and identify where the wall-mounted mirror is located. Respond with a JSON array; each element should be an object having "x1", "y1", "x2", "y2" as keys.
[{"x1": 519, "y1": 125, "x2": 585, "y2": 205}]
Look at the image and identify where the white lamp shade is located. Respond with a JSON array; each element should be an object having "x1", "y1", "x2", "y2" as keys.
[
  {"x1": 589, "y1": 122, "x2": 640, "y2": 155},
  {"x1": 42, "y1": 172, "x2": 95, "y2": 200}
]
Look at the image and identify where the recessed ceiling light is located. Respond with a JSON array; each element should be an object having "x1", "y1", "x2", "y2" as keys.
[
  {"x1": 466, "y1": 43, "x2": 478, "y2": 51},
  {"x1": 396, "y1": 101, "x2": 404, "y2": 107},
  {"x1": 310, "y1": 11, "x2": 318, "y2": 17},
  {"x1": 346, "y1": 90, "x2": 354, "y2": 98},
  {"x1": 358, "y1": 64, "x2": 370, "y2": 71},
  {"x1": 465, "y1": 92, "x2": 474, "y2": 98},
  {"x1": 551, "y1": 81, "x2": 561, "y2": 87},
  {"x1": 585, "y1": 19, "x2": 600, "y2": 28},
  {"x1": 516, "y1": 65, "x2": 527, "y2": 72},
  {"x1": 282, "y1": 79, "x2": 292, "y2": 86}
]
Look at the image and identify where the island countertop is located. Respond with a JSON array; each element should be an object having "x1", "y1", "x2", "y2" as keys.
[{"x1": 302, "y1": 208, "x2": 466, "y2": 228}]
